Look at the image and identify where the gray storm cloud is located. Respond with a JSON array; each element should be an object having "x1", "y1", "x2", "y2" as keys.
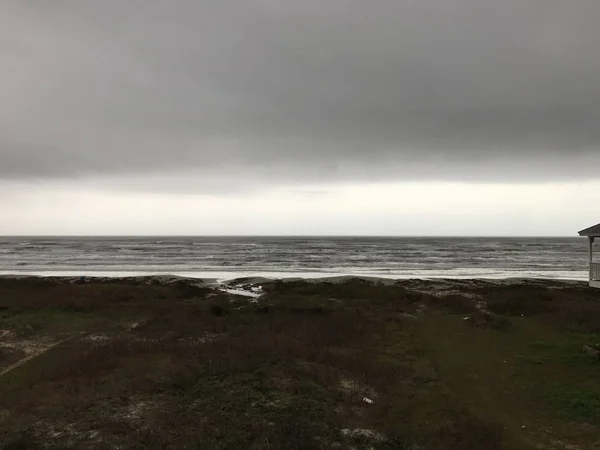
[{"x1": 1, "y1": 0, "x2": 600, "y2": 185}]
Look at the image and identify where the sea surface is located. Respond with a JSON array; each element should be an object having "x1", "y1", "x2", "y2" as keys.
[{"x1": 0, "y1": 237, "x2": 590, "y2": 281}]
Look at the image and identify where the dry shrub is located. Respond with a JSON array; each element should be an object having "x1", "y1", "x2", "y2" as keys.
[
  {"x1": 554, "y1": 301, "x2": 600, "y2": 332},
  {"x1": 174, "y1": 284, "x2": 211, "y2": 299},
  {"x1": 264, "y1": 279, "x2": 430, "y2": 308},
  {"x1": 1, "y1": 432, "x2": 39, "y2": 450},
  {"x1": 464, "y1": 311, "x2": 512, "y2": 331},
  {"x1": 0, "y1": 346, "x2": 26, "y2": 366},
  {"x1": 482, "y1": 287, "x2": 555, "y2": 317},
  {"x1": 432, "y1": 294, "x2": 477, "y2": 314},
  {"x1": 434, "y1": 411, "x2": 503, "y2": 450}
]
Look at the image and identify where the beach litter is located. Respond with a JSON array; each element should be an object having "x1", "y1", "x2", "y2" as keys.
[
  {"x1": 0, "y1": 330, "x2": 15, "y2": 339},
  {"x1": 583, "y1": 345, "x2": 600, "y2": 361},
  {"x1": 341, "y1": 428, "x2": 385, "y2": 441},
  {"x1": 219, "y1": 284, "x2": 264, "y2": 301}
]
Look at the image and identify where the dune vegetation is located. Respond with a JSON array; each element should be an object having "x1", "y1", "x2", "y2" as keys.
[{"x1": 1, "y1": 276, "x2": 600, "y2": 449}]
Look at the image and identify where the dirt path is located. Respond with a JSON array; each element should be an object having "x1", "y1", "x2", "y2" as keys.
[{"x1": 0, "y1": 339, "x2": 65, "y2": 378}]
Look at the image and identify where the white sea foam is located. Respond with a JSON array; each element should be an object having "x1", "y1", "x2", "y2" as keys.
[{"x1": 0, "y1": 269, "x2": 588, "y2": 281}]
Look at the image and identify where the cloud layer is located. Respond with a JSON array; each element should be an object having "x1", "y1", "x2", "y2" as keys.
[{"x1": 2, "y1": 0, "x2": 600, "y2": 186}]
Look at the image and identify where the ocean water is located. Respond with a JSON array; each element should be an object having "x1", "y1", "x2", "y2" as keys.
[{"x1": 0, "y1": 237, "x2": 590, "y2": 281}]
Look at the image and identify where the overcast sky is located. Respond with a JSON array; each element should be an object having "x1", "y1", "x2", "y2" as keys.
[{"x1": 1, "y1": 0, "x2": 599, "y2": 235}]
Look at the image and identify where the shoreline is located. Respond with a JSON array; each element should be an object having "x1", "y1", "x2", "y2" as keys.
[
  {"x1": 0, "y1": 273, "x2": 589, "y2": 289},
  {"x1": 0, "y1": 270, "x2": 588, "y2": 283}
]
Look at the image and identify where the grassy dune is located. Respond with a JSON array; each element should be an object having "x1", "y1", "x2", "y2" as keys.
[{"x1": 1, "y1": 277, "x2": 600, "y2": 449}]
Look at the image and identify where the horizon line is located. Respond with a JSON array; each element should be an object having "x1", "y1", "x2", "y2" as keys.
[{"x1": 0, "y1": 234, "x2": 583, "y2": 239}]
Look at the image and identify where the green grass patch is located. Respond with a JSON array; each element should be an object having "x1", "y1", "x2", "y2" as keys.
[
  {"x1": 0, "y1": 307, "x2": 86, "y2": 320},
  {"x1": 543, "y1": 384, "x2": 600, "y2": 422},
  {"x1": 0, "y1": 307, "x2": 91, "y2": 329},
  {"x1": 516, "y1": 335, "x2": 600, "y2": 367}
]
